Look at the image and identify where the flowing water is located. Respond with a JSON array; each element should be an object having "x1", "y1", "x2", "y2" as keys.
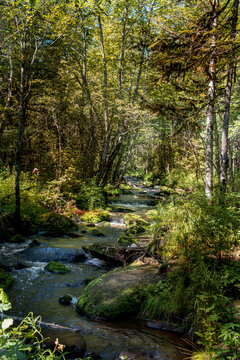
[{"x1": 3, "y1": 185, "x2": 185, "y2": 359}]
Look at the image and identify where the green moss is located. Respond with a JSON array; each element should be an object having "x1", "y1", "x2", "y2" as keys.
[
  {"x1": 77, "y1": 264, "x2": 160, "y2": 320},
  {"x1": 45, "y1": 261, "x2": 71, "y2": 274},
  {"x1": 40, "y1": 212, "x2": 78, "y2": 232},
  {"x1": 0, "y1": 268, "x2": 14, "y2": 290},
  {"x1": 81, "y1": 210, "x2": 110, "y2": 223},
  {"x1": 117, "y1": 233, "x2": 138, "y2": 245},
  {"x1": 123, "y1": 214, "x2": 149, "y2": 234},
  {"x1": 9, "y1": 234, "x2": 25, "y2": 243}
]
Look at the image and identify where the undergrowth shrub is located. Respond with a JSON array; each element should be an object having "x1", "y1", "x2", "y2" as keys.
[
  {"x1": 145, "y1": 191, "x2": 240, "y2": 359},
  {"x1": 0, "y1": 288, "x2": 65, "y2": 359}
]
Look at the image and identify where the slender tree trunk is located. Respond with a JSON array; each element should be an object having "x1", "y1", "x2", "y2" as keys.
[
  {"x1": 6, "y1": 47, "x2": 13, "y2": 109},
  {"x1": 98, "y1": 15, "x2": 109, "y2": 138},
  {"x1": 15, "y1": 57, "x2": 25, "y2": 226},
  {"x1": 118, "y1": 5, "x2": 128, "y2": 100},
  {"x1": 220, "y1": 0, "x2": 239, "y2": 196},
  {"x1": 213, "y1": 114, "x2": 221, "y2": 180},
  {"x1": 205, "y1": 1, "x2": 218, "y2": 201},
  {"x1": 80, "y1": 14, "x2": 96, "y2": 177}
]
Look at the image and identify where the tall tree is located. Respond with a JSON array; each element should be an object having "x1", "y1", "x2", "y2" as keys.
[{"x1": 220, "y1": 0, "x2": 239, "y2": 196}]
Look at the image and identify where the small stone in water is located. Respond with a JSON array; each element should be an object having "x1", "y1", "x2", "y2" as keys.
[{"x1": 59, "y1": 295, "x2": 72, "y2": 305}]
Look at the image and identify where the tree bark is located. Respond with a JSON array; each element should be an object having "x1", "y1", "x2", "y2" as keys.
[
  {"x1": 220, "y1": 0, "x2": 239, "y2": 196},
  {"x1": 205, "y1": 0, "x2": 218, "y2": 201},
  {"x1": 15, "y1": 56, "x2": 25, "y2": 226}
]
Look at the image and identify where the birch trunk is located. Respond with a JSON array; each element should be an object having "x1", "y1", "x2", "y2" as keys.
[
  {"x1": 220, "y1": 0, "x2": 239, "y2": 195},
  {"x1": 205, "y1": 1, "x2": 218, "y2": 201}
]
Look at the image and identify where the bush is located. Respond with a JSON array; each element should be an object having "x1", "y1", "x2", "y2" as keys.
[
  {"x1": 0, "y1": 289, "x2": 65, "y2": 359},
  {"x1": 75, "y1": 181, "x2": 107, "y2": 211}
]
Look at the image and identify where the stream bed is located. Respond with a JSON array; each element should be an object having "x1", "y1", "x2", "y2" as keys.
[{"x1": 3, "y1": 187, "x2": 185, "y2": 360}]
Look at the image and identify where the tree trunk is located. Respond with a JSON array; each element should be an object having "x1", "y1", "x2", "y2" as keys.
[
  {"x1": 220, "y1": 0, "x2": 239, "y2": 196},
  {"x1": 205, "y1": 1, "x2": 218, "y2": 201},
  {"x1": 15, "y1": 57, "x2": 25, "y2": 226}
]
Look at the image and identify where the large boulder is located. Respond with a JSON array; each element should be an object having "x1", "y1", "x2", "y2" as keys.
[
  {"x1": 77, "y1": 262, "x2": 163, "y2": 320},
  {"x1": 40, "y1": 212, "x2": 78, "y2": 233}
]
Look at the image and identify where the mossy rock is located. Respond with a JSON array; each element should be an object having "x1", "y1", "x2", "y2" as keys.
[
  {"x1": 87, "y1": 229, "x2": 105, "y2": 237},
  {"x1": 123, "y1": 214, "x2": 149, "y2": 234},
  {"x1": 0, "y1": 268, "x2": 14, "y2": 290},
  {"x1": 45, "y1": 261, "x2": 71, "y2": 274},
  {"x1": 110, "y1": 206, "x2": 135, "y2": 213},
  {"x1": 117, "y1": 233, "x2": 138, "y2": 246},
  {"x1": 77, "y1": 263, "x2": 162, "y2": 320},
  {"x1": 40, "y1": 212, "x2": 78, "y2": 232},
  {"x1": 9, "y1": 234, "x2": 25, "y2": 243},
  {"x1": 81, "y1": 210, "x2": 110, "y2": 224}
]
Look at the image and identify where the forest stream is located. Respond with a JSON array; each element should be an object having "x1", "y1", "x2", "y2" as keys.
[{"x1": 2, "y1": 184, "x2": 185, "y2": 360}]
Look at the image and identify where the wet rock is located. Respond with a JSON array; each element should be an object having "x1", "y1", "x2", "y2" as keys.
[
  {"x1": 146, "y1": 320, "x2": 184, "y2": 333},
  {"x1": 45, "y1": 261, "x2": 71, "y2": 274},
  {"x1": 41, "y1": 231, "x2": 81, "y2": 238},
  {"x1": 110, "y1": 206, "x2": 135, "y2": 213},
  {"x1": 0, "y1": 268, "x2": 13, "y2": 290},
  {"x1": 72, "y1": 252, "x2": 87, "y2": 263},
  {"x1": 77, "y1": 263, "x2": 164, "y2": 320},
  {"x1": 59, "y1": 294, "x2": 72, "y2": 305},
  {"x1": 60, "y1": 280, "x2": 87, "y2": 288},
  {"x1": 88, "y1": 229, "x2": 105, "y2": 237},
  {"x1": 28, "y1": 239, "x2": 41, "y2": 247},
  {"x1": 40, "y1": 326, "x2": 86, "y2": 359},
  {"x1": 0, "y1": 254, "x2": 30, "y2": 271},
  {"x1": 18, "y1": 246, "x2": 86, "y2": 263},
  {"x1": 115, "y1": 349, "x2": 162, "y2": 360}
]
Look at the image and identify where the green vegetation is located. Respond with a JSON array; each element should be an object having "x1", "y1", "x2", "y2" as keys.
[
  {"x1": 142, "y1": 194, "x2": 240, "y2": 359},
  {"x1": 80, "y1": 210, "x2": 110, "y2": 224},
  {"x1": 40, "y1": 212, "x2": 78, "y2": 233},
  {"x1": 0, "y1": 269, "x2": 13, "y2": 291}
]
